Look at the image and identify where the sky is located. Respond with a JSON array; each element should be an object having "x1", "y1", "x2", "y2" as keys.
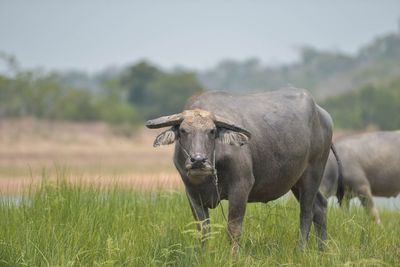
[{"x1": 0, "y1": 0, "x2": 399, "y2": 73}]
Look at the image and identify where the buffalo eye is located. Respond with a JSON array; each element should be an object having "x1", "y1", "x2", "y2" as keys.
[
  {"x1": 209, "y1": 129, "x2": 216, "y2": 137},
  {"x1": 179, "y1": 128, "x2": 187, "y2": 135}
]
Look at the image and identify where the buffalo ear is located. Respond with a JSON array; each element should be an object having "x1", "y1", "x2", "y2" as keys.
[
  {"x1": 218, "y1": 128, "x2": 249, "y2": 146},
  {"x1": 153, "y1": 128, "x2": 178, "y2": 147}
]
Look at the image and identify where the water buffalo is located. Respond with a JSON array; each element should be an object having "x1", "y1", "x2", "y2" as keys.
[
  {"x1": 146, "y1": 88, "x2": 334, "y2": 251},
  {"x1": 320, "y1": 131, "x2": 400, "y2": 224}
]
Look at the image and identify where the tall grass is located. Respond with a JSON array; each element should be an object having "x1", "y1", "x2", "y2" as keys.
[{"x1": 0, "y1": 179, "x2": 399, "y2": 266}]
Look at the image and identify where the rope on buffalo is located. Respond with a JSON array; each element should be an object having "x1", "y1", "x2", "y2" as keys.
[{"x1": 178, "y1": 140, "x2": 191, "y2": 159}]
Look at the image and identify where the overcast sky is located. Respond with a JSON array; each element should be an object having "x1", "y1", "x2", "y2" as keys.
[{"x1": 0, "y1": 0, "x2": 399, "y2": 73}]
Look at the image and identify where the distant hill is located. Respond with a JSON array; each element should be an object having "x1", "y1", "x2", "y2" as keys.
[
  {"x1": 3, "y1": 26, "x2": 399, "y2": 130},
  {"x1": 198, "y1": 31, "x2": 400, "y2": 100},
  {"x1": 51, "y1": 29, "x2": 400, "y2": 101}
]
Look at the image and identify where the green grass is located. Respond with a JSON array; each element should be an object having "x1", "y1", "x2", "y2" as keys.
[{"x1": 0, "y1": 179, "x2": 399, "y2": 266}]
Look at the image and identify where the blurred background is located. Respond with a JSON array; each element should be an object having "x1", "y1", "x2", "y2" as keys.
[{"x1": 0, "y1": 0, "x2": 400, "y2": 193}]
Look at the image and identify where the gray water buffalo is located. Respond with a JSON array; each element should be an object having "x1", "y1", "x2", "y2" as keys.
[
  {"x1": 146, "y1": 88, "x2": 335, "y2": 251},
  {"x1": 320, "y1": 131, "x2": 400, "y2": 224}
]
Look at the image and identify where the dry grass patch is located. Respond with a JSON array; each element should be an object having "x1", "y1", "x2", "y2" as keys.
[{"x1": 0, "y1": 119, "x2": 179, "y2": 193}]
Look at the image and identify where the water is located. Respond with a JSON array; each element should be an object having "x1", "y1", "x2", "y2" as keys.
[
  {"x1": 327, "y1": 196, "x2": 400, "y2": 211},
  {"x1": 2, "y1": 193, "x2": 400, "y2": 211},
  {"x1": 0, "y1": 195, "x2": 25, "y2": 206},
  {"x1": 373, "y1": 196, "x2": 400, "y2": 211}
]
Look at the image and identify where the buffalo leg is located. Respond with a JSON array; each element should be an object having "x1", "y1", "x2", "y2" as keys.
[
  {"x1": 356, "y1": 185, "x2": 381, "y2": 224},
  {"x1": 312, "y1": 191, "x2": 328, "y2": 250},
  {"x1": 291, "y1": 186, "x2": 313, "y2": 250},
  {"x1": 341, "y1": 191, "x2": 351, "y2": 210},
  {"x1": 227, "y1": 191, "x2": 248, "y2": 255},
  {"x1": 293, "y1": 166, "x2": 327, "y2": 250},
  {"x1": 186, "y1": 193, "x2": 210, "y2": 244},
  {"x1": 227, "y1": 179, "x2": 252, "y2": 255}
]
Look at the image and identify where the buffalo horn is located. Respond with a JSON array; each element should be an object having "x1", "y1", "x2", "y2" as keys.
[
  {"x1": 145, "y1": 113, "x2": 183, "y2": 129},
  {"x1": 214, "y1": 115, "x2": 252, "y2": 138}
]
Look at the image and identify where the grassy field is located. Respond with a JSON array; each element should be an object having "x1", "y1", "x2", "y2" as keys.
[
  {"x1": 0, "y1": 119, "x2": 399, "y2": 266},
  {"x1": 0, "y1": 179, "x2": 399, "y2": 266}
]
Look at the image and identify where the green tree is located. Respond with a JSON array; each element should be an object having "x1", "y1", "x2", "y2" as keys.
[
  {"x1": 322, "y1": 79, "x2": 400, "y2": 130},
  {"x1": 94, "y1": 80, "x2": 139, "y2": 124},
  {"x1": 145, "y1": 72, "x2": 203, "y2": 119},
  {"x1": 118, "y1": 61, "x2": 204, "y2": 120},
  {"x1": 120, "y1": 61, "x2": 161, "y2": 106}
]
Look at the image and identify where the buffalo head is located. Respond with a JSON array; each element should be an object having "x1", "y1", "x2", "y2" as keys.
[{"x1": 146, "y1": 109, "x2": 251, "y2": 177}]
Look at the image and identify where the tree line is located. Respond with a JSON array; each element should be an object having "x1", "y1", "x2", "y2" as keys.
[
  {"x1": 1, "y1": 28, "x2": 400, "y2": 130},
  {"x1": 198, "y1": 32, "x2": 400, "y2": 99},
  {"x1": 322, "y1": 79, "x2": 400, "y2": 130},
  {"x1": 0, "y1": 60, "x2": 203, "y2": 124}
]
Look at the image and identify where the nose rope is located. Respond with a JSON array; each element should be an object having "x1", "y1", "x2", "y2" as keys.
[
  {"x1": 178, "y1": 140, "x2": 220, "y2": 203},
  {"x1": 178, "y1": 140, "x2": 191, "y2": 159},
  {"x1": 180, "y1": 141, "x2": 221, "y2": 217},
  {"x1": 179, "y1": 141, "x2": 220, "y2": 205},
  {"x1": 212, "y1": 149, "x2": 218, "y2": 182},
  {"x1": 178, "y1": 141, "x2": 217, "y2": 175}
]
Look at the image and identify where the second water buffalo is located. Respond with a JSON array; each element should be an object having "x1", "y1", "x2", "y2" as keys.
[{"x1": 320, "y1": 130, "x2": 400, "y2": 224}]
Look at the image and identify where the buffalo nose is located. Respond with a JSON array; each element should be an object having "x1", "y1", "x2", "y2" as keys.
[{"x1": 190, "y1": 153, "x2": 208, "y2": 164}]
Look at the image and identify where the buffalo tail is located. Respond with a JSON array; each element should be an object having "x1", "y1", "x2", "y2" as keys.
[{"x1": 330, "y1": 144, "x2": 344, "y2": 205}]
